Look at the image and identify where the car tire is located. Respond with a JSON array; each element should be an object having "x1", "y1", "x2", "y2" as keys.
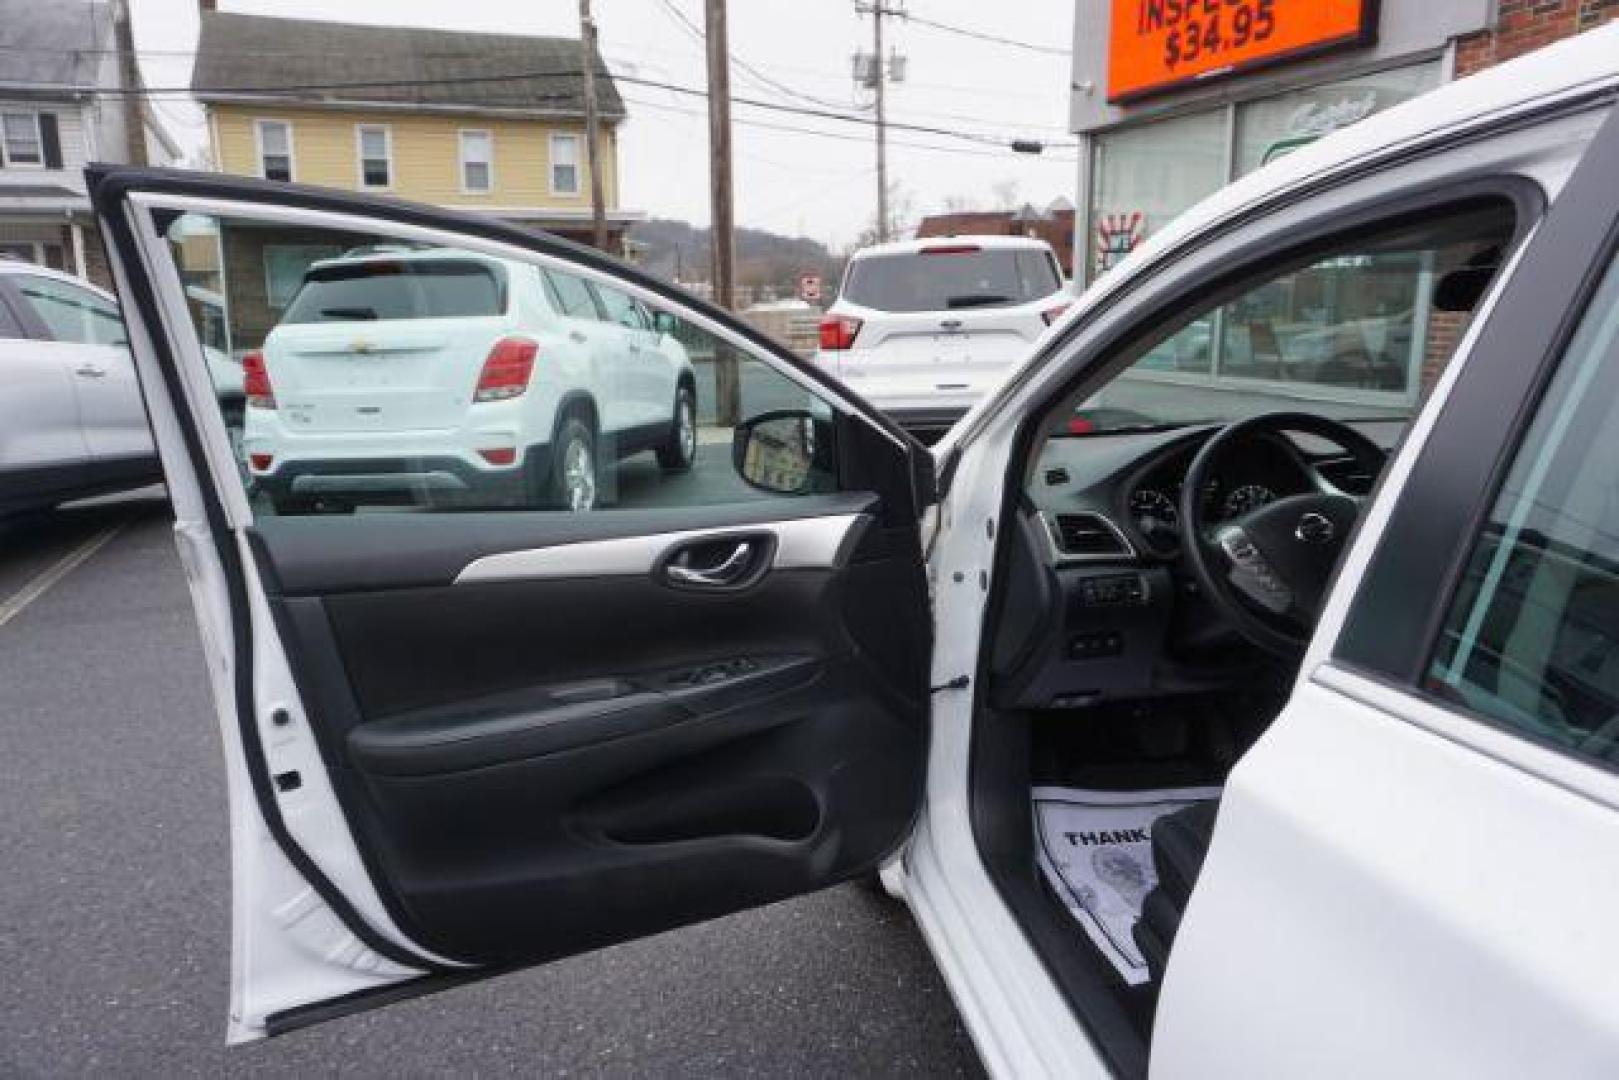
[
  {"x1": 547, "y1": 415, "x2": 600, "y2": 511},
  {"x1": 655, "y1": 384, "x2": 698, "y2": 473}
]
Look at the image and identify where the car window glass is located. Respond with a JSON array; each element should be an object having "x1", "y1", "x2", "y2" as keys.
[
  {"x1": 15, "y1": 276, "x2": 128, "y2": 346},
  {"x1": 1427, "y1": 248, "x2": 1619, "y2": 765},
  {"x1": 281, "y1": 258, "x2": 506, "y2": 323},
  {"x1": 543, "y1": 268, "x2": 603, "y2": 321},
  {"x1": 841, "y1": 246, "x2": 1062, "y2": 312},
  {"x1": 155, "y1": 210, "x2": 841, "y2": 517},
  {"x1": 1076, "y1": 202, "x2": 1516, "y2": 432},
  {"x1": 0, "y1": 290, "x2": 23, "y2": 338},
  {"x1": 596, "y1": 285, "x2": 649, "y2": 330}
]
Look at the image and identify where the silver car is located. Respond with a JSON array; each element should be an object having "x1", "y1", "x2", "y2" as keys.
[{"x1": 0, "y1": 260, "x2": 160, "y2": 516}]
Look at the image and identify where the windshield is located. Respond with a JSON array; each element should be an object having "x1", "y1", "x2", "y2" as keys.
[
  {"x1": 1072, "y1": 202, "x2": 1517, "y2": 434},
  {"x1": 281, "y1": 258, "x2": 507, "y2": 323},
  {"x1": 841, "y1": 246, "x2": 1063, "y2": 313}
]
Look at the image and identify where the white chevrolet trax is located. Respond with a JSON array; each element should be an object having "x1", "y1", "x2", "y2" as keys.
[{"x1": 244, "y1": 246, "x2": 697, "y2": 513}]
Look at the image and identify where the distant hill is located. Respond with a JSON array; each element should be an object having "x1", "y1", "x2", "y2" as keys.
[{"x1": 629, "y1": 219, "x2": 845, "y2": 300}]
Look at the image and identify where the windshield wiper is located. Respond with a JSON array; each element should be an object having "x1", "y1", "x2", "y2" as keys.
[
  {"x1": 944, "y1": 294, "x2": 1010, "y2": 309},
  {"x1": 321, "y1": 306, "x2": 379, "y2": 320}
]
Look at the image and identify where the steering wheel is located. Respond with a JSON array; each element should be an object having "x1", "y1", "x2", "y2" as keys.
[{"x1": 1178, "y1": 412, "x2": 1386, "y2": 657}]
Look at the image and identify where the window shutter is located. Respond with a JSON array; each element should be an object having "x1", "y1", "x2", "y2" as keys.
[{"x1": 39, "y1": 113, "x2": 62, "y2": 169}]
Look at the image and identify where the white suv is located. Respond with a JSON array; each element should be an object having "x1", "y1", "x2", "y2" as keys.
[
  {"x1": 244, "y1": 246, "x2": 698, "y2": 512},
  {"x1": 817, "y1": 235, "x2": 1070, "y2": 438}
]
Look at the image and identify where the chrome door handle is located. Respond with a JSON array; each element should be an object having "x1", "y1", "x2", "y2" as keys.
[
  {"x1": 666, "y1": 541, "x2": 756, "y2": 588},
  {"x1": 74, "y1": 365, "x2": 108, "y2": 378}
]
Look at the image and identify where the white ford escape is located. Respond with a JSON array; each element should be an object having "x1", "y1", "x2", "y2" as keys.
[
  {"x1": 90, "y1": 24, "x2": 1619, "y2": 1077},
  {"x1": 817, "y1": 235, "x2": 1070, "y2": 440},
  {"x1": 243, "y1": 245, "x2": 697, "y2": 513}
]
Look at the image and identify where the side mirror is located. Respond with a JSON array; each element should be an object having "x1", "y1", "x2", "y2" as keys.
[
  {"x1": 653, "y1": 311, "x2": 680, "y2": 335},
  {"x1": 732, "y1": 410, "x2": 830, "y2": 495}
]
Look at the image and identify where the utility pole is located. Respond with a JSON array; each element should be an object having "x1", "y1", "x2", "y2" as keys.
[
  {"x1": 578, "y1": 0, "x2": 608, "y2": 252},
  {"x1": 854, "y1": 3, "x2": 902, "y2": 243},
  {"x1": 705, "y1": 0, "x2": 741, "y2": 425},
  {"x1": 872, "y1": 4, "x2": 888, "y2": 243},
  {"x1": 113, "y1": 0, "x2": 147, "y2": 166}
]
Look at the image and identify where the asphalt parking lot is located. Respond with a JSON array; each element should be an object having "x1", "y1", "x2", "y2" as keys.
[{"x1": 0, "y1": 490, "x2": 983, "y2": 1077}]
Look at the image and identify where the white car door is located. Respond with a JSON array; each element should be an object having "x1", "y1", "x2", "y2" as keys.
[
  {"x1": 10, "y1": 273, "x2": 152, "y2": 467},
  {"x1": 540, "y1": 267, "x2": 627, "y2": 435},
  {"x1": 89, "y1": 167, "x2": 933, "y2": 1044},
  {"x1": 1153, "y1": 105, "x2": 1619, "y2": 1077},
  {"x1": 0, "y1": 278, "x2": 88, "y2": 504},
  {"x1": 595, "y1": 283, "x2": 674, "y2": 431}
]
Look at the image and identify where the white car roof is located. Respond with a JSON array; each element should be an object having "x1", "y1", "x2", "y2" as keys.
[
  {"x1": 850, "y1": 235, "x2": 1056, "y2": 260},
  {"x1": 936, "y1": 22, "x2": 1619, "y2": 456},
  {"x1": 0, "y1": 259, "x2": 117, "y2": 301},
  {"x1": 307, "y1": 246, "x2": 514, "y2": 273}
]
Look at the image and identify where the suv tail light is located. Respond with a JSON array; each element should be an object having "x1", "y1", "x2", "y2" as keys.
[
  {"x1": 474, "y1": 338, "x2": 538, "y2": 402},
  {"x1": 242, "y1": 350, "x2": 275, "y2": 409},
  {"x1": 819, "y1": 315, "x2": 862, "y2": 351},
  {"x1": 1042, "y1": 302, "x2": 1072, "y2": 326}
]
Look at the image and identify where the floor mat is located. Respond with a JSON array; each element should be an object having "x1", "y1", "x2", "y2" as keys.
[{"x1": 1032, "y1": 785, "x2": 1222, "y2": 985}]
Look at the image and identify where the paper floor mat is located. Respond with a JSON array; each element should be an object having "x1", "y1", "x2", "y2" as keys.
[{"x1": 1032, "y1": 785, "x2": 1222, "y2": 986}]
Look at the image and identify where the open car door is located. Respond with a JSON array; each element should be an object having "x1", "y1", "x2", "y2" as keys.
[{"x1": 88, "y1": 167, "x2": 934, "y2": 1041}]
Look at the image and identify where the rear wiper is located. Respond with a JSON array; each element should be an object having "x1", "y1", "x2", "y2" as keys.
[
  {"x1": 320, "y1": 306, "x2": 378, "y2": 320},
  {"x1": 944, "y1": 294, "x2": 1010, "y2": 309}
]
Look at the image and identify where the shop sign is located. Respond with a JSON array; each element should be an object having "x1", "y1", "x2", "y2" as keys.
[
  {"x1": 1260, "y1": 90, "x2": 1379, "y2": 165},
  {"x1": 1107, "y1": 0, "x2": 1377, "y2": 104},
  {"x1": 1095, "y1": 211, "x2": 1145, "y2": 277}
]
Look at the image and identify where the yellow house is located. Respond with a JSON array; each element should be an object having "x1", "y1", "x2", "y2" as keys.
[{"x1": 188, "y1": 8, "x2": 637, "y2": 349}]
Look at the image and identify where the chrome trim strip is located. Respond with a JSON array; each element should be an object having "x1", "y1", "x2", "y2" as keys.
[
  {"x1": 453, "y1": 513, "x2": 868, "y2": 584},
  {"x1": 1036, "y1": 510, "x2": 1136, "y2": 565}
]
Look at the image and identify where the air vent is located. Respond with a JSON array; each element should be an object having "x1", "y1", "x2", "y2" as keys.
[{"x1": 1047, "y1": 512, "x2": 1131, "y2": 558}]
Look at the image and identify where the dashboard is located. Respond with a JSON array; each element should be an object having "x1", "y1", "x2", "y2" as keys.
[{"x1": 990, "y1": 422, "x2": 1391, "y2": 711}]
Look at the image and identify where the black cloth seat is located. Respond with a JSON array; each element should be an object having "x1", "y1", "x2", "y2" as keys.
[{"x1": 1133, "y1": 800, "x2": 1219, "y2": 985}]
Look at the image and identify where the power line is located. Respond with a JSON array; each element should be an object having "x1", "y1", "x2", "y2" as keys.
[
  {"x1": 653, "y1": 0, "x2": 851, "y2": 112},
  {"x1": 888, "y1": 9, "x2": 1070, "y2": 57},
  {"x1": 620, "y1": 93, "x2": 1075, "y2": 161},
  {"x1": 2, "y1": 66, "x2": 1073, "y2": 152}
]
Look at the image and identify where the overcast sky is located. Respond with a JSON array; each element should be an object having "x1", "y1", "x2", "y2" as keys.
[{"x1": 129, "y1": 0, "x2": 1078, "y2": 248}]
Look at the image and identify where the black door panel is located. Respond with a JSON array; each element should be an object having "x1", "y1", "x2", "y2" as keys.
[{"x1": 252, "y1": 515, "x2": 928, "y2": 966}]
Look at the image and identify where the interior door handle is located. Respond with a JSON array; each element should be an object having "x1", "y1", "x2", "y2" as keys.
[{"x1": 665, "y1": 541, "x2": 756, "y2": 588}]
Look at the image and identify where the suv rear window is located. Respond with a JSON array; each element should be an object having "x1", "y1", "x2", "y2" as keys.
[
  {"x1": 840, "y1": 246, "x2": 1063, "y2": 313},
  {"x1": 281, "y1": 259, "x2": 507, "y2": 323}
]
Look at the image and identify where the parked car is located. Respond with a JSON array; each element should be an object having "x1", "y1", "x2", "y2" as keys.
[
  {"x1": 816, "y1": 235, "x2": 1070, "y2": 440},
  {"x1": 0, "y1": 260, "x2": 243, "y2": 517},
  {"x1": 242, "y1": 246, "x2": 697, "y2": 513},
  {"x1": 89, "y1": 23, "x2": 1619, "y2": 1077},
  {"x1": 0, "y1": 260, "x2": 159, "y2": 516}
]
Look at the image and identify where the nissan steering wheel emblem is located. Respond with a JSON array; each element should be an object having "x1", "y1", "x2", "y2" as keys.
[{"x1": 1294, "y1": 511, "x2": 1336, "y2": 545}]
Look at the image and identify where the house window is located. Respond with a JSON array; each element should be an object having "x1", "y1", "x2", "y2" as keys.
[
  {"x1": 356, "y1": 124, "x2": 391, "y2": 188},
  {"x1": 256, "y1": 120, "x2": 293, "y2": 182},
  {"x1": 550, "y1": 134, "x2": 580, "y2": 195},
  {"x1": 2, "y1": 111, "x2": 43, "y2": 166},
  {"x1": 460, "y1": 130, "x2": 493, "y2": 193}
]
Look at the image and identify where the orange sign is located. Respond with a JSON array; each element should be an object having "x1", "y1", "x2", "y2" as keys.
[{"x1": 1107, "y1": 0, "x2": 1375, "y2": 103}]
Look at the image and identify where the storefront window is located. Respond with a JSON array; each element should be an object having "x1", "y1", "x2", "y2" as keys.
[
  {"x1": 1234, "y1": 63, "x2": 1441, "y2": 176},
  {"x1": 1089, "y1": 109, "x2": 1226, "y2": 290}
]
